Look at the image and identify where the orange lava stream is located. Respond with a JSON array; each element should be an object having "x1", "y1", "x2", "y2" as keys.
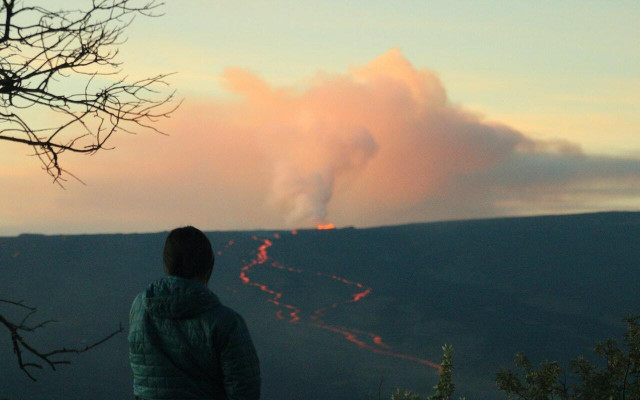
[
  {"x1": 238, "y1": 234, "x2": 441, "y2": 373},
  {"x1": 312, "y1": 323, "x2": 442, "y2": 371},
  {"x1": 239, "y1": 236, "x2": 301, "y2": 323}
]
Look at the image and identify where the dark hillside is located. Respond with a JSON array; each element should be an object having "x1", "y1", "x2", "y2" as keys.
[{"x1": 1, "y1": 212, "x2": 638, "y2": 399}]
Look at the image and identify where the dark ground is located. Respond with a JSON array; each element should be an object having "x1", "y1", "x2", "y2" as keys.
[{"x1": 1, "y1": 211, "x2": 639, "y2": 399}]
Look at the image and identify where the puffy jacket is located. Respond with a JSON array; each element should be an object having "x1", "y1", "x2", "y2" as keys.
[{"x1": 128, "y1": 276, "x2": 261, "y2": 400}]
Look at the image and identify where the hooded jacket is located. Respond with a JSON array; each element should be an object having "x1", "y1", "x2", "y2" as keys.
[{"x1": 128, "y1": 276, "x2": 261, "y2": 400}]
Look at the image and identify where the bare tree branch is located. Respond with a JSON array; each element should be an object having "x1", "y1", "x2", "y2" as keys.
[
  {"x1": 0, "y1": 0, "x2": 178, "y2": 185},
  {"x1": 0, "y1": 298, "x2": 123, "y2": 381}
]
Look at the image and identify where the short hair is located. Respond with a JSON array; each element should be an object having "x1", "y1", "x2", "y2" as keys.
[{"x1": 163, "y1": 226, "x2": 214, "y2": 279}]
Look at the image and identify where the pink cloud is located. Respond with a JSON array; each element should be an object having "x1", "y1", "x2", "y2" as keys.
[
  {"x1": 2, "y1": 48, "x2": 639, "y2": 234},
  {"x1": 202, "y1": 48, "x2": 532, "y2": 224}
]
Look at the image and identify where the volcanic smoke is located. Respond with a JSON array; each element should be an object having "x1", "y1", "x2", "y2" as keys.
[
  {"x1": 12, "y1": 49, "x2": 640, "y2": 235},
  {"x1": 217, "y1": 48, "x2": 529, "y2": 228}
]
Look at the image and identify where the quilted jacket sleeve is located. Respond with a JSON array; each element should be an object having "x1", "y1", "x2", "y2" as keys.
[{"x1": 219, "y1": 312, "x2": 261, "y2": 400}]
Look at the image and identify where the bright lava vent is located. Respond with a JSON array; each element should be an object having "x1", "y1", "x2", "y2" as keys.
[{"x1": 316, "y1": 223, "x2": 336, "y2": 230}]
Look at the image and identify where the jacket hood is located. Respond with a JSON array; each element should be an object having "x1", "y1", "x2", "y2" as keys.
[{"x1": 143, "y1": 276, "x2": 220, "y2": 319}]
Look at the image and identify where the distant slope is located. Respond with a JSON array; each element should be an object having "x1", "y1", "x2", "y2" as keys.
[{"x1": 1, "y1": 211, "x2": 639, "y2": 399}]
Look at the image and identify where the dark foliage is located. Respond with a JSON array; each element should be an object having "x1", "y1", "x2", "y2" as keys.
[{"x1": 496, "y1": 315, "x2": 640, "y2": 399}]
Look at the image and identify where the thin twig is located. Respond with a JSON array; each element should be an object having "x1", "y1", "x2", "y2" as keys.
[
  {"x1": 0, "y1": 0, "x2": 178, "y2": 185},
  {"x1": 1, "y1": 298, "x2": 123, "y2": 381}
]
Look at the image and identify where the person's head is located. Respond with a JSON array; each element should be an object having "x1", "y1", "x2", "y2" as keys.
[{"x1": 163, "y1": 226, "x2": 214, "y2": 283}]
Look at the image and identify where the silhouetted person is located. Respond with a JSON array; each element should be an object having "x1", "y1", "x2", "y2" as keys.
[{"x1": 129, "y1": 226, "x2": 261, "y2": 399}]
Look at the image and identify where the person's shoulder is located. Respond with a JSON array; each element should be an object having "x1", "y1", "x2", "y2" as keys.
[
  {"x1": 203, "y1": 300, "x2": 251, "y2": 338},
  {"x1": 206, "y1": 302, "x2": 253, "y2": 350},
  {"x1": 206, "y1": 300, "x2": 243, "y2": 323}
]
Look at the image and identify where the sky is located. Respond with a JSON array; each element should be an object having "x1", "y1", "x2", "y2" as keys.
[{"x1": 1, "y1": 0, "x2": 639, "y2": 235}]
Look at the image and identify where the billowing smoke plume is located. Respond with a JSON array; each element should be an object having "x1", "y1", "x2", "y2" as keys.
[
  {"x1": 220, "y1": 66, "x2": 383, "y2": 225},
  {"x1": 3, "y1": 48, "x2": 640, "y2": 234},
  {"x1": 216, "y1": 48, "x2": 533, "y2": 226},
  {"x1": 269, "y1": 126, "x2": 377, "y2": 224}
]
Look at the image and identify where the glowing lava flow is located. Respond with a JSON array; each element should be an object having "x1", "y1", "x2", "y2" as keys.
[
  {"x1": 239, "y1": 236, "x2": 301, "y2": 323},
  {"x1": 238, "y1": 234, "x2": 442, "y2": 373}
]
